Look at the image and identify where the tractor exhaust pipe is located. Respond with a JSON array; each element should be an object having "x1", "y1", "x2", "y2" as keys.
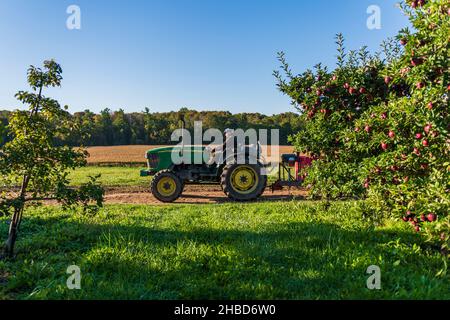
[{"x1": 179, "y1": 115, "x2": 186, "y2": 158}]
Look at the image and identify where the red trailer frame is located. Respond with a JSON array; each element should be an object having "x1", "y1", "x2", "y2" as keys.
[{"x1": 271, "y1": 153, "x2": 313, "y2": 191}]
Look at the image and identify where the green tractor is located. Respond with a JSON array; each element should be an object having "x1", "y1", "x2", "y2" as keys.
[{"x1": 140, "y1": 144, "x2": 268, "y2": 203}]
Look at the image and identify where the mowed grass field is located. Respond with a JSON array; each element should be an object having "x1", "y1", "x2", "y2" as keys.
[
  {"x1": 68, "y1": 166, "x2": 282, "y2": 188},
  {"x1": 1, "y1": 145, "x2": 448, "y2": 300},
  {"x1": 69, "y1": 166, "x2": 149, "y2": 187},
  {"x1": 1, "y1": 201, "x2": 448, "y2": 300}
]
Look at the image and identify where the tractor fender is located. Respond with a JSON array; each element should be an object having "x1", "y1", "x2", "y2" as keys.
[{"x1": 223, "y1": 153, "x2": 260, "y2": 166}]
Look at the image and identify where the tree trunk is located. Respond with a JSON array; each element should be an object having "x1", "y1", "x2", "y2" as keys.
[
  {"x1": 2, "y1": 175, "x2": 28, "y2": 258},
  {"x1": 3, "y1": 206, "x2": 23, "y2": 258}
]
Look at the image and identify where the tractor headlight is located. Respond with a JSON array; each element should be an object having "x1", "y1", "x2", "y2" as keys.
[{"x1": 147, "y1": 154, "x2": 159, "y2": 169}]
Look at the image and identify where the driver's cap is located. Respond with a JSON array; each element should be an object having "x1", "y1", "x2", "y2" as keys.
[{"x1": 224, "y1": 128, "x2": 234, "y2": 135}]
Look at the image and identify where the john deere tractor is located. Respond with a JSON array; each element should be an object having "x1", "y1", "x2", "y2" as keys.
[{"x1": 140, "y1": 144, "x2": 267, "y2": 202}]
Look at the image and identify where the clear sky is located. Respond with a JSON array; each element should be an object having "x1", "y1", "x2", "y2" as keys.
[{"x1": 0, "y1": 0, "x2": 409, "y2": 115}]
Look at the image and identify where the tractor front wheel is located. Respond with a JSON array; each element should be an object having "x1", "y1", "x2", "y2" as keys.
[
  {"x1": 151, "y1": 170, "x2": 183, "y2": 203},
  {"x1": 221, "y1": 163, "x2": 266, "y2": 201}
]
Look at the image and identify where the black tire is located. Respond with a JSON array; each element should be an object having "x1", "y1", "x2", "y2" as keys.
[
  {"x1": 151, "y1": 170, "x2": 183, "y2": 203},
  {"x1": 221, "y1": 163, "x2": 267, "y2": 201}
]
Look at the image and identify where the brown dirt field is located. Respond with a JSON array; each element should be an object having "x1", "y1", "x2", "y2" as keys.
[
  {"x1": 86, "y1": 145, "x2": 295, "y2": 164},
  {"x1": 86, "y1": 145, "x2": 166, "y2": 164},
  {"x1": 103, "y1": 185, "x2": 308, "y2": 205}
]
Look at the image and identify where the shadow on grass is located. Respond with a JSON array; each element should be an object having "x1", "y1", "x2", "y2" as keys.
[{"x1": 1, "y1": 212, "x2": 442, "y2": 300}]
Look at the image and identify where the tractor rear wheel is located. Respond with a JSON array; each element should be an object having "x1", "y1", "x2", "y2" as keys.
[
  {"x1": 221, "y1": 163, "x2": 267, "y2": 201},
  {"x1": 151, "y1": 170, "x2": 183, "y2": 203}
]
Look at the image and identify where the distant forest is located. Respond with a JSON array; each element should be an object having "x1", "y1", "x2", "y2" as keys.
[{"x1": 0, "y1": 108, "x2": 303, "y2": 146}]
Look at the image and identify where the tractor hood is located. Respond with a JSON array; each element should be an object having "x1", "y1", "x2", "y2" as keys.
[
  {"x1": 141, "y1": 145, "x2": 207, "y2": 176},
  {"x1": 146, "y1": 145, "x2": 205, "y2": 156}
]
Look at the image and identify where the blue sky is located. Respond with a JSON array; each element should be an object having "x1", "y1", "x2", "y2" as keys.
[{"x1": 0, "y1": 0, "x2": 409, "y2": 115}]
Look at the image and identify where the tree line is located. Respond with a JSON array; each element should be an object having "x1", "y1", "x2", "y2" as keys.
[{"x1": 0, "y1": 108, "x2": 303, "y2": 146}]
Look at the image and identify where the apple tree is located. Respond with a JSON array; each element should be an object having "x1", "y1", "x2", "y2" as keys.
[
  {"x1": 0, "y1": 60, "x2": 104, "y2": 258},
  {"x1": 276, "y1": 0, "x2": 449, "y2": 251},
  {"x1": 346, "y1": 0, "x2": 449, "y2": 250},
  {"x1": 274, "y1": 34, "x2": 396, "y2": 199}
]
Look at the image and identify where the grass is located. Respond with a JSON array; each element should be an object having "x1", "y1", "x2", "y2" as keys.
[
  {"x1": 68, "y1": 165, "x2": 285, "y2": 188},
  {"x1": 68, "y1": 166, "x2": 149, "y2": 187},
  {"x1": 0, "y1": 201, "x2": 448, "y2": 300}
]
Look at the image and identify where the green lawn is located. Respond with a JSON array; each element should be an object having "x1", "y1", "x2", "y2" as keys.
[
  {"x1": 0, "y1": 201, "x2": 448, "y2": 299},
  {"x1": 68, "y1": 166, "x2": 283, "y2": 188},
  {"x1": 68, "y1": 166, "x2": 149, "y2": 187}
]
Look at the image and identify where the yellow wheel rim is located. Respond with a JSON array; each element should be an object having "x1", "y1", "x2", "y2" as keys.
[
  {"x1": 156, "y1": 176, "x2": 177, "y2": 197},
  {"x1": 230, "y1": 165, "x2": 259, "y2": 194}
]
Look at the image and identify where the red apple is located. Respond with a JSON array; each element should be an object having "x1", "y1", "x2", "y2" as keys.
[
  {"x1": 349, "y1": 87, "x2": 357, "y2": 95},
  {"x1": 381, "y1": 142, "x2": 388, "y2": 151},
  {"x1": 416, "y1": 82, "x2": 425, "y2": 89},
  {"x1": 411, "y1": 58, "x2": 423, "y2": 67},
  {"x1": 427, "y1": 213, "x2": 437, "y2": 222},
  {"x1": 354, "y1": 127, "x2": 360, "y2": 132},
  {"x1": 343, "y1": 83, "x2": 350, "y2": 89},
  {"x1": 424, "y1": 124, "x2": 432, "y2": 134},
  {"x1": 402, "y1": 216, "x2": 408, "y2": 222},
  {"x1": 384, "y1": 76, "x2": 392, "y2": 84},
  {"x1": 414, "y1": 226, "x2": 420, "y2": 233},
  {"x1": 381, "y1": 113, "x2": 387, "y2": 120},
  {"x1": 413, "y1": 147, "x2": 421, "y2": 156},
  {"x1": 420, "y1": 214, "x2": 426, "y2": 222},
  {"x1": 388, "y1": 131, "x2": 395, "y2": 138},
  {"x1": 415, "y1": 133, "x2": 422, "y2": 139},
  {"x1": 427, "y1": 102, "x2": 433, "y2": 110},
  {"x1": 365, "y1": 125, "x2": 371, "y2": 133},
  {"x1": 359, "y1": 87, "x2": 367, "y2": 94},
  {"x1": 422, "y1": 140, "x2": 429, "y2": 147}
]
